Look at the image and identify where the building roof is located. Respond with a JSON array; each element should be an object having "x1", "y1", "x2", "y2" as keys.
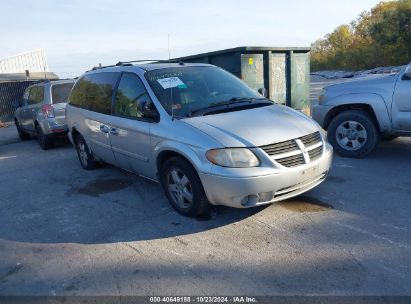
[{"x1": 0, "y1": 72, "x2": 59, "y2": 82}]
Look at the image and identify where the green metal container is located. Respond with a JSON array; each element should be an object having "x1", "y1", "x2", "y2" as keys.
[{"x1": 174, "y1": 46, "x2": 311, "y2": 111}]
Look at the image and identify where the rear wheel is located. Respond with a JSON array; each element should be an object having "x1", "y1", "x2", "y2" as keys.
[
  {"x1": 75, "y1": 134, "x2": 98, "y2": 170},
  {"x1": 328, "y1": 110, "x2": 380, "y2": 158},
  {"x1": 15, "y1": 119, "x2": 30, "y2": 141},
  {"x1": 160, "y1": 156, "x2": 210, "y2": 217},
  {"x1": 36, "y1": 124, "x2": 53, "y2": 150}
]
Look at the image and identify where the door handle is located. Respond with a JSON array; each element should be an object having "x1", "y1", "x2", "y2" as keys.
[
  {"x1": 110, "y1": 127, "x2": 119, "y2": 135},
  {"x1": 100, "y1": 125, "x2": 109, "y2": 133}
]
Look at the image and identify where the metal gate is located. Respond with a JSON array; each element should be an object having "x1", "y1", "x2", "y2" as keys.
[{"x1": 0, "y1": 81, "x2": 37, "y2": 122}]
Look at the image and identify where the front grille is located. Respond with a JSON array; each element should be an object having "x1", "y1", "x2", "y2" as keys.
[
  {"x1": 260, "y1": 131, "x2": 323, "y2": 168},
  {"x1": 308, "y1": 145, "x2": 323, "y2": 161},
  {"x1": 276, "y1": 154, "x2": 305, "y2": 167},
  {"x1": 300, "y1": 131, "x2": 322, "y2": 147},
  {"x1": 259, "y1": 139, "x2": 299, "y2": 155}
]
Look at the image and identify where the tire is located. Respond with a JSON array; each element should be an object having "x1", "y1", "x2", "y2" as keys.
[
  {"x1": 328, "y1": 110, "x2": 380, "y2": 158},
  {"x1": 36, "y1": 124, "x2": 53, "y2": 150},
  {"x1": 160, "y1": 156, "x2": 210, "y2": 217},
  {"x1": 75, "y1": 134, "x2": 98, "y2": 170},
  {"x1": 15, "y1": 119, "x2": 30, "y2": 141}
]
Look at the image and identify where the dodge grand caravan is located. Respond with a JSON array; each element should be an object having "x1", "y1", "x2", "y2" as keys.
[{"x1": 66, "y1": 62, "x2": 333, "y2": 217}]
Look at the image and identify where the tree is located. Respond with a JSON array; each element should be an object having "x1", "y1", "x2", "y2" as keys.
[{"x1": 311, "y1": 0, "x2": 411, "y2": 71}]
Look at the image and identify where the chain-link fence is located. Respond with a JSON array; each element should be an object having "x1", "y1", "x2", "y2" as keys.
[{"x1": 0, "y1": 81, "x2": 38, "y2": 122}]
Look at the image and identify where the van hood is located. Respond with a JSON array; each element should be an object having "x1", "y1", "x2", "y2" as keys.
[{"x1": 181, "y1": 105, "x2": 319, "y2": 147}]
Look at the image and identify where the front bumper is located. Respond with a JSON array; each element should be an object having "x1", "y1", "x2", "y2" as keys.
[{"x1": 199, "y1": 143, "x2": 333, "y2": 208}]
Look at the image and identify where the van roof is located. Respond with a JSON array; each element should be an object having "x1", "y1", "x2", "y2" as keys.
[{"x1": 87, "y1": 62, "x2": 213, "y2": 73}]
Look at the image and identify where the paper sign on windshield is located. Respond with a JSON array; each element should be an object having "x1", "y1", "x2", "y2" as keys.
[{"x1": 157, "y1": 77, "x2": 185, "y2": 89}]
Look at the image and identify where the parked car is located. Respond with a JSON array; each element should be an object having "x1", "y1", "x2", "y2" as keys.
[
  {"x1": 14, "y1": 79, "x2": 75, "y2": 149},
  {"x1": 312, "y1": 63, "x2": 411, "y2": 158},
  {"x1": 66, "y1": 62, "x2": 333, "y2": 217}
]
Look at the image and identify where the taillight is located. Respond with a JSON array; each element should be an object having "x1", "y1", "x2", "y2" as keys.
[{"x1": 42, "y1": 104, "x2": 55, "y2": 118}]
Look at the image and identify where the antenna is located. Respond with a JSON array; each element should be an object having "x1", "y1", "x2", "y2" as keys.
[{"x1": 168, "y1": 33, "x2": 174, "y2": 120}]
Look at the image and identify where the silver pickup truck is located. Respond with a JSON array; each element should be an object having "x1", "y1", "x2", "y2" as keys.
[{"x1": 312, "y1": 63, "x2": 411, "y2": 158}]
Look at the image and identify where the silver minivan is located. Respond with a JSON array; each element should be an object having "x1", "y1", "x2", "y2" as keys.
[{"x1": 66, "y1": 62, "x2": 333, "y2": 217}]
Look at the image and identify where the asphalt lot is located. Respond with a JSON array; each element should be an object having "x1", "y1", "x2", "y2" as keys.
[{"x1": 0, "y1": 122, "x2": 410, "y2": 296}]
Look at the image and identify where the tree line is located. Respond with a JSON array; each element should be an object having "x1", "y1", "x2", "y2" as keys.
[{"x1": 311, "y1": 0, "x2": 411, "y2": 71}]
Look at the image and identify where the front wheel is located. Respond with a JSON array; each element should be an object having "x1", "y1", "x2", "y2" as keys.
[
  {"x1": 160, "y1": 156, "x2": 210, "y2": 217},
  {"x1": 328, "y1": 110, "x2": 380, "y2": 158}
]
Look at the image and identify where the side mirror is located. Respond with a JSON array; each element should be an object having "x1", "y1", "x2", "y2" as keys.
[
  {"x1": 402, "y1": 65, "x2": 411, "y2": 80},
  {"x1": 258, "y1": 88, "x2": 267, "y2": 97},
  {"x1": 141, "y1": 102, "x2": 159, "y2": 121}
]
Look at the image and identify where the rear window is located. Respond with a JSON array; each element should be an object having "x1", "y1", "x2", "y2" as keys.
[
  {"x1": 27, "y1": 86, "x2": 44, "y2": 104},
  {"x1": 69, "y1": 72, "x2": 119, "y2": 115},
  {"x1": 52, "y1": 83, "x2": 74, "y2": 104}
]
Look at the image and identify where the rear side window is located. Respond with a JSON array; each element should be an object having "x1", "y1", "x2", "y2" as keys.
[
  {"x1": 69, "y1": 72, "x2": 119, "y2": 114},
  {"x1": 35, "y1": 86, "x2": 44, "y2": 103},
  {"x1": 28, "y1": 86, "x2": 44, "y2": 104},
  {"x1": 28, "y1": 87, "x2": 38, "y2": 104},
  {"x1": 23, "y1": 88, "x2": 30, "y2": 104},
  {"x1": 52, "y1": 83, "x2": 74, "y2": 104}
]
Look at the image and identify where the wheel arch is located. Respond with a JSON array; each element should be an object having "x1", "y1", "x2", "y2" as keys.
[
  {"x1": 323, "y1": 103, "x2": 380, "y2": 131},
  {"x1": 154, "y1": 142, "x2": 206, "y2": 177}
]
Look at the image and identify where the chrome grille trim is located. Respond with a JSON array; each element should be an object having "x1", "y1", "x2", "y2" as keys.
[
  {"x1": 276, "y1": 154, "x2": 305, "y2": 167},
  {"x1": 308, "y1": 145, "x2": 323, "y2": 162},
  {"x1": 260, "y1": 131, "x2": 323, "y2": 167}
]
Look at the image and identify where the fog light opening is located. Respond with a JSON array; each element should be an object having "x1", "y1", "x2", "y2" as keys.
[{"x1": 241, "y1": 194, "x2": 259, "y2": 206}]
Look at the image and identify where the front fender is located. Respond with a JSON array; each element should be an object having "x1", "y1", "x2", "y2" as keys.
[
  {"x1": 326, "y1": 93, "x2": 391, "y2": 131},
  {"x1": 153, "y1": 140, "x2": 212, "y2": 174}
]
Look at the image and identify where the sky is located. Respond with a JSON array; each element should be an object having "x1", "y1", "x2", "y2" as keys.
[{"x1": 0, "y1": 0, "x2": 383, "y2": 78}]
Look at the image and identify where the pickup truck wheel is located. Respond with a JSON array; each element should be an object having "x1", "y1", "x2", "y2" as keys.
[
  {"x1": 328, "y1": 110, "x2": 380, "y2": 158},
  {"x1": 15, "y1": 119, "x2": 30, "y2": 141},
  {"x1": 160, "y1": 156, "x2": 210, "y2": 217},
  {"x1": 75, "y1": 134, "x2": 98, "y2": 170}
]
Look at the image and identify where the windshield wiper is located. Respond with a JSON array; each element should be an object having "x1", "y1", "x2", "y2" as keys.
[
  {"x1": 189, "y1": 97, "x2": 271, "y2": 117},
  {"x1": 208, "y1": 97, "x2": 267, "y2": 107}
]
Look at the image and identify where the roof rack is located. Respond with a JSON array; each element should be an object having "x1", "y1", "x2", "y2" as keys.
[
  {"x1": 115, "y1": 59, "x2": 184, "y2": 66},
  {"x1": 91, "y1": 64, "x2": 117, "y2": 71},
  {"x1": 90, "y1": 59, "x2": 185, "y2": 71}
]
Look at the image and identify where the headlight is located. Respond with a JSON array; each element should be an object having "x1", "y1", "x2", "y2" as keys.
[{"x1": 206, "y1": 148, "x2": 260, "y2": 168}]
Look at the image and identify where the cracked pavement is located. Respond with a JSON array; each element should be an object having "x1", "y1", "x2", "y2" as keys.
[{"x1": 0, "y1": 125, "x2": 410, "y2": 296}]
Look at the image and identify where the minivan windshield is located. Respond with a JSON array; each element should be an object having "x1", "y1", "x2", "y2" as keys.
[{"x1": 145, "y1": 66, "x2": 268, "y2": 117}]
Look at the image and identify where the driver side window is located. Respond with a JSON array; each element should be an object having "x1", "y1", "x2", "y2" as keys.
[{"x1": 114, "y1": 73, "x2": 152, "y2": 119}]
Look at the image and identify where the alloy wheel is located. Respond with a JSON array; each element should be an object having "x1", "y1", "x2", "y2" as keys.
[
  {"x1": 78, "y1": 139, "x2": 88, "y2": 167},
  {"x1": 167, "y1": 168, "x2": 194, "y2": 209},
  {"x1": 335, "y1": 120, "x2": 368, "y2": 151}
]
